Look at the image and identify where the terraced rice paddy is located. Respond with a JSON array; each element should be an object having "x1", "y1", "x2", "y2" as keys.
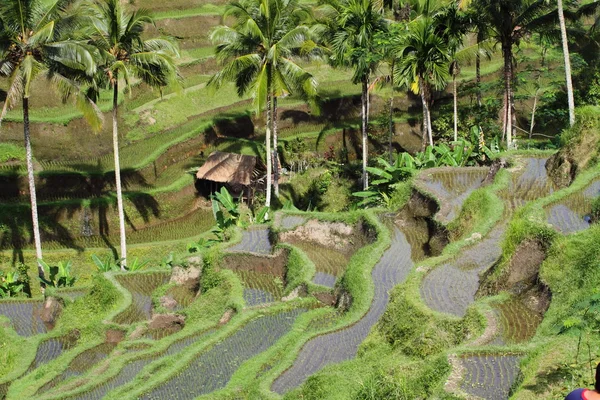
[
  {"x1": 37, "y1": 343, "x2": 116, "y2": 394},
  {"x1": 418, "y1": 168, "x2": 488, "y2": 224},
  {"x1": 0, "y1": 300, "x2": 49, "y2": 336},
  {"x1": 501, "y1": 158, "x2": 556, "y2": 211},
  {"x1": 292, "y1": 242, "x2": 349, "y2": 288},
  {"x1": 420, "y1": 226, "x2": 505, "y2": 317},
  {"x1": 272, "y1": 227, "x2": 414, "y2": 393},
  {"x1": 140, "y1": 309, "x2": 305, "y2": 399},
  {"x1": 221, "y1": 251, "x2": 287, "y2": 306},
  {"x1": 237, "y1": 270, "x2": 284, "y2": 306},
  {"x1": 545, "y1": 179, "x2": 600, "y2": 234},
  {"x1": 114, "y1": 272, "x2": 170, "y2": 325},
  {"x1": 58, "y1": 329, "x2": 216, "y2": 400},
  {"x1": 228, "y1": 228, "x2": 272, "y2": 254},
  {"x1": 459, "y1": 353, "x2": 521, "y2": 400},
  {"x1": 29, "y1": 335, "x2": 79, "y2": 371},
  {"x1": 494, "y1": 299, "x2": 543, "y2": 344}
]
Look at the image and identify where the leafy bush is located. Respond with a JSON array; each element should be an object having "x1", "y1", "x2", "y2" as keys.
[
  {"x1": 0, "y1": 271, "x2": 24, "y2": 298},
  {"x1": 353, "y1": 157, "x2": 413, "y2": 207},
  {"x1": 38, "y1": 260, "x2": 76, "y2": 287}
]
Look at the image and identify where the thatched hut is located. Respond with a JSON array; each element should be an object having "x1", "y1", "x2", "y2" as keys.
[{"x1": 195, "y1": 151, "x2": 262, "y2": 202}]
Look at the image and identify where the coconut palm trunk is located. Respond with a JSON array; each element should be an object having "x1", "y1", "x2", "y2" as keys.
[
  {"x1": 272, "y1": 95, "x2": 279, "y2": 197},
  {"x1": 452, "y1": 65, "x2": 458, "y2": 142},
  {"x1": 112, "y1": 79, "x2": 127, "y2": 270},
  {"x1": 502, "y1": 43, "x2": 514, "y2": 148},
  {"x1": 420, "y1": 84, "x2": 429, "y2": 150},
  {"x1": 388, "y1": 63, "x2": 395, "y2": 163},
  {"x1": 361, "y1": 76, "x2": 369, "y2": 190},
  {"x1": 476, "y1": 30, "x2": 483, "y2": 108},
  {"x1": 265, "y1": 73, "x2": 273, "y2": 208},
  {"x1": 557, "y1": 0, "x2": 575, "y2": 127},
  {"x1": 23, "y1": 96, "x2": 45, "y2": 280}
]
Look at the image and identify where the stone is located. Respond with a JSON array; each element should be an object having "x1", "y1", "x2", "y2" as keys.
[
  {"x1": 129, "y1": 326, "x2": 148, "y2": 340},
  {"x1": 170, "y1": 266, "x2": 201, "y2": 293},
  {"x1": 219, "y1": 309, "x2": 235, "y2": 325},
  {"x1": 148, "y1": 314, "x2": 185, "y2": 331},
  {"x1": 159, "y1": 295, "x2": 178, "y2": 311},
  {"x1": 39, "y1": 297, "x2": 62, "y2": 325}
]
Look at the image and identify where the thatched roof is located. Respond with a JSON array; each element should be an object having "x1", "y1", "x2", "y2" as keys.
[{"x1": 196, "y1": 151, "x2": 257, "y2": 186}]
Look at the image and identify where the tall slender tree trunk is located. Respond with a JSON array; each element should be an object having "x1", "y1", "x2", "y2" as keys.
[
  {"x1": 476, "y1": 30, "x2": 483, "y2": 108},
  {"x1": 453, "y1": 64, "x2": 458, "y2": 142},
  {"x1": 361, "y1": 77, "x2": 369, "y2": 190},
  {"x1": 502, "y1": 43, "x2": 514, "y2": 148},
  {"x1": 23, "y1": 96, "x2": 44, "y2": 281},
  {"x1": 265, "y1": 74, "x2": 272, "y2": 209},
  {"x1": 420, "y1": 85, "x2": 429, "y2": 150},
  {"x1": 112, "y1": 80, "x2": 127, "y2": 270},
  {"x1": 530, "y1": 88, "x2": 540, "y2": 139},
  {"x1": 388, "y1": 61, "x2": 395, "y2": 163},
  {"x1": 558, "y1": 0, "x2": 576, "y2": 127},
  {"x1": 272, "y1": 96, "x2": 279, "y2": 197}
]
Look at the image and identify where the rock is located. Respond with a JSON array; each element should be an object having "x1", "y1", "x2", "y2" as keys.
[
  {"x1": 282, "y1": 285, "x2": 307, "y2": 302},
  {"x1": 129, "y1": 326, "x2": 148, "y2": 340},
  {"x1": 313, "y1": 292, "x2": 336, "y2": 306},
  {"x1": 187, "y1": 256, "x2": 202, "y2": 269},
  {"x1": 465, "y1": 232, "x2": 483, "y2": 243},
  {"x1": 546, "y1": 153, "x2": 576, "y2": 188},
  {"x1": 279, "y1": 220, "x2": 355, "y2": 250},
  {"x1": 159, "y1": 295, "x2": 178, "y2": 311},
  {"x1": 219, "y1": 309, "x2": 235, "y2": 325},
  {"x1": 483, "y1": 158, "x2": 507, "y2": 186},
  {"x1": 105, "y1": 329, "x2": 126, "y2": 343},
  {"x1": 170, "y1": 266, "x2": 201, "y2": 293},
  {"x1": 40, "y1": 297, "x2": 62, "y2": 326},
  {"x1": 148, "y1": 314, "x2": 185, "y2": 331},
  {"x1": 335, "y1": 289, "x2": 353, "y2": 312},
  {"x1": 407, "y1": 191, "x2": 438, "y2": 218}
]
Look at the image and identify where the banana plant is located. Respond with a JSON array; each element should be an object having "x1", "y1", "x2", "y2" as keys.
[
  {"x1": 92, "y1": 255, "x2": 122, "y2": 273},
  {"x1": 0, "y1": 271, "x2": 24, "y2": 298},
  {"x1": 126, "y1": 258, "x2": 149, "y2": 272},
  {"x1": 38, "y1": 260, "x2": 76, "y2": 288},
  {"x1": 211, "y1": 187, "x2": 247, "y2": 240}
]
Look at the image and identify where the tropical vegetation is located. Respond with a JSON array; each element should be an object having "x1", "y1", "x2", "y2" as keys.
[{"x1": 0, "y1": 0, "x2": 599, "y2": 398}]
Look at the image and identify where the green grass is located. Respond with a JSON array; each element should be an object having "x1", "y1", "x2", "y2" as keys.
[{"x1": 0, "y1": 143, "x2": 25, "y2": 163}]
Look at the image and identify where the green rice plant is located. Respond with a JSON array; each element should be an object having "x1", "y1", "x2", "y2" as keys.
[{"x1": 38, "y1": 260, "x2": 76, "y2": 288}]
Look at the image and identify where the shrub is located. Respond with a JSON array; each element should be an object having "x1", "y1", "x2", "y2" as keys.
[
  {"x1": 38, "y1": 260, "x2": 76, "y2": 288},
  {"x1": 0, "y1": 271, "x2": 24, "y2": 298}
]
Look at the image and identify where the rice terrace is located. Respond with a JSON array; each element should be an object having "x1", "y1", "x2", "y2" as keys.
[{"x1": 1, "y1": 0, "x2": 600, "y2": 398}]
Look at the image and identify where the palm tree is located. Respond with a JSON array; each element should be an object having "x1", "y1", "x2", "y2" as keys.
[
  {"x1": 473, "y1": 0, "x2": 553, "y2": 148},
  {"x1": 373, "y1": 26, "x2": 405, "y2": 163},
  {"x1": 436, "y1": 3, "x2": 470, "y2": 142},
  {"x1": 326, "y1": 0, "x2": 387, "y2": 190},
  {"x1": 557, "y1": 0, "x2": 575, "y2": 127},
  {"x1": 0, "y1": 0, "x2": 100, "y2": 280},
  {"x1": 86, "y1": 0, "x2": 179, "y2": 269},
  {"x1": 396, "y1": 17, "x2": 449, "y2": 149},
  {"x1": 209, "y1": 0, "x2": 317, "y2": 205}
]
